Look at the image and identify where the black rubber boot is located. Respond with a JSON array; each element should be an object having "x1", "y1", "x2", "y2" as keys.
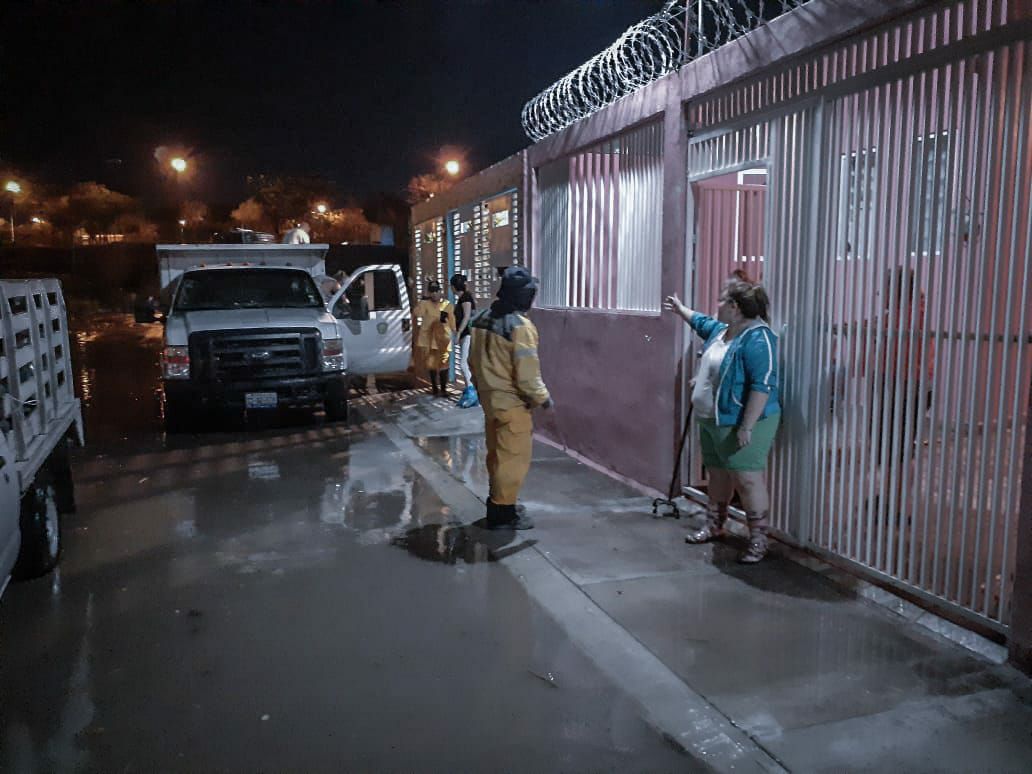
[
  {"x1": 429, "y1": 370, "x2": 439, "y2": 396},
  {"x1": 486, "y1": 498, "x2": 534, "y2": 530},
  {"x1": 438, "y1": 369, "x2": 450, "y2": 395}
]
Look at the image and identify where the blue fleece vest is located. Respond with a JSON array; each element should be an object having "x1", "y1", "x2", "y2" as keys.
[{"x1": 690, "y1": 312, "x2": 781, "y2": 427}]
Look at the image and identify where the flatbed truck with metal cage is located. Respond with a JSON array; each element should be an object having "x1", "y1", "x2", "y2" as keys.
[{"x1": 0, "y1": 279, "x2": 83, "y2": 593}]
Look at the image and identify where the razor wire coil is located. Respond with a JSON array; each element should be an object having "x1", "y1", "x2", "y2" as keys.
[{"x1": 521, "y1": 0, "x2": 806, "y2": 142}]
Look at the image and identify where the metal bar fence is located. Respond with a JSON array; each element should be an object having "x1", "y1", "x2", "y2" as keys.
[
  {"x1": 537, "y1": 120, "x2": 665, "y2": 313},
  {"x1": 684, "y1": 34, "x2": 1030, "y2": 630}
]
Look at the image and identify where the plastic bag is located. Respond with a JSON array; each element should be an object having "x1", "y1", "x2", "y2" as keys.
[{"x1": 457, "y1": 383, "x2": 480, "y2": 409}]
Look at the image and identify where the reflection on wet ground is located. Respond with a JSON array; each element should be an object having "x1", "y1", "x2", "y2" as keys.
[
  {"x1": 71, "y1": 313, "x2": 165, "y2": 446},
  {"x1": 391, "y1": 522, "x2": 538, "y2": 565},
  {"x1": 414, "y1": 433, "x2": 486, "y2": 485},
  {"x1": 1, "y1": 313, "x2": 690, "y2": 773}
]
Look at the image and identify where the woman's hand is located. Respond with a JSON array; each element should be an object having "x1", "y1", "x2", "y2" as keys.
[
  {"x1": 664, "y1": 294, "x2": 694, "y2": 321},
  {"x1": 736, "y1": 426, "x2": 753, "y2": 449}
]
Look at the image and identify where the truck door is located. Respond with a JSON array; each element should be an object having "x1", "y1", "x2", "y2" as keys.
[{"x1": 329, "y1": 265, "x2": 412, "y2": 376}]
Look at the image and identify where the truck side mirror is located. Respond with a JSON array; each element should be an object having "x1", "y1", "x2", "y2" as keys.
[{"x1": 332, "y1": 298, "x2": 351, "y2": 320}]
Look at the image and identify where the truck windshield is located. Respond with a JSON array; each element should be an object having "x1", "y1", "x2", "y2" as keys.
[{"x1": 174, "y1": 269, "x2": 325, "y2": 311}]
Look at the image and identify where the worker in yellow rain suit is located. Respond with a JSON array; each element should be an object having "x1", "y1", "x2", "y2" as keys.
[
  {"x1": 412, "y1": 281, "x2": 455, "y2": 396},
  {"x1": 469, "y1": 266, "x2": 553, "y2": 530}
]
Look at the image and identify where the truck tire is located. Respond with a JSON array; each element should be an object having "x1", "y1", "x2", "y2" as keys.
[
  {"x1": 324, "y1": 395, "x2": 349, "y2": 423},
  {"x1": 13, "y1": 467, "x2": 61, "y2": 580},
  {"x1": 164, "y1": 394, "x2": 194, "y2": 434},
  {"x1": 51, "y1": 435, "x2": 77, "y2": 514}
]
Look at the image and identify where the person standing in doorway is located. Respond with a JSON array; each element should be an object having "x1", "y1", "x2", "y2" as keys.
[
  {"x1": 469, "y1": 266, "x2": 553, "y2": 530},
  {"x1": 450, "y1": 273, "x2": 476, "y2": 398},
  {"x1": 664, "y1": 270, "x2": 781, "y2": 563},
  {"x1": 412, "y1": 282, "x2": 454, "y2": 396}
]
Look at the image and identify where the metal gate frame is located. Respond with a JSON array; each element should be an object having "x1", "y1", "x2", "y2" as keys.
[
  {"x1": 681, "y1": 26, "x2": 1031, "y2": 634},
  {"x1": 682, "y1": 160, "x2": 775, "y2": 499}
]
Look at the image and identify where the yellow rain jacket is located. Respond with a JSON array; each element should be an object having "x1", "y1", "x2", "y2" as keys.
[
  {"x1": 413, "y1": 298, "x2": 454, "y2": 370},
  {"x1": 469, "y1": 309, "x2": 551, "y2": 412},
  {"x1": 469, "y1": 307, "x2": 550, "y2": 506}
]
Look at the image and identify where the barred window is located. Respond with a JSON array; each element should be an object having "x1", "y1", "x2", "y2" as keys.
[{"x1": 537, "y1": 121, "x2": 664, "y2": 312}]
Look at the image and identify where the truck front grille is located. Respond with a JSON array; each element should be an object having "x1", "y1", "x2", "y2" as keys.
[{"x1": 189, "y1": 328, "x2": 321, "y2": 383}]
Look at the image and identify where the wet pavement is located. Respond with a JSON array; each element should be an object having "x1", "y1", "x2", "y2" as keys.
[
  {"x1": 373, "y1": 393, "x2": 1032, "y2": 772},
  {"x1": 4, "y1": 313, "x2": 1032, "y2": 772},
  {"x1": 0, "y1": 315, "x2": 691, "y2": 772}
]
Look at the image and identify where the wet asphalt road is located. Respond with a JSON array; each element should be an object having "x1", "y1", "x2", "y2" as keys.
[{"x1": 0, "y1": 315, "x2": 690, "y2": 773}]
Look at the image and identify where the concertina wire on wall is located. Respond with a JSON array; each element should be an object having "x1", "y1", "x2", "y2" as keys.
[{"x1": 521, "y1": 0, "x2": 807, "y2": 142}]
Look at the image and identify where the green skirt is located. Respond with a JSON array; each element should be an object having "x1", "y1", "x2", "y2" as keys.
[{"x1": 697, "y1": 414, "x2": 780, "y2": 471}]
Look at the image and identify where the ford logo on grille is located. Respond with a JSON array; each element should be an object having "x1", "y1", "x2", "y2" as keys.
[{"x1": 247, "y1": 351, "x2": 272, "y2": 362}]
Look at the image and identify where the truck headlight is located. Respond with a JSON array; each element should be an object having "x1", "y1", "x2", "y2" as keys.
[
  {"x1": 321, "y1": 338, "x2": 345, "y2": 372},
  {"x1": 162, "y1": 346, "x2": 191, "y2": 379}
]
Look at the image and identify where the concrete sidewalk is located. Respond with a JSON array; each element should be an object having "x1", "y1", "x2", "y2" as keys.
[{"x1": 364, "y1": 391, "x2": 1032, "y2": 773}]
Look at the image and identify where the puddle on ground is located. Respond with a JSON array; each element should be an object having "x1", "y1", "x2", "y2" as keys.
[{"x1": 391, "y1": 522, "x2": 537, "y2": 565}]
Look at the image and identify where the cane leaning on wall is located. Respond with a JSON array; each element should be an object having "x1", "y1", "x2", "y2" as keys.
[{"x1": 665, "y1": 270, "x2": 781, "y2": 563}]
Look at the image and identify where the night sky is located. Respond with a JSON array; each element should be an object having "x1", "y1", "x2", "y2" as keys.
[{"x1": 1, "y1": 0, "x2": 661, "y2": 205}]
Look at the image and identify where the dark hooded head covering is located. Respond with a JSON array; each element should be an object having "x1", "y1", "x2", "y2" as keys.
[{"x1": 491, "y1": 266, "x2": 539, "y2": 317}]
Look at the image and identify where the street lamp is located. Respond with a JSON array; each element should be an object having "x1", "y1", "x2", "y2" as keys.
[
  {"x1": 4, "y1": 180, "x2": 21, "y2": 244},
  {"x1": 168, "y1": 158, "x2": 190, "y2": 241},
  {"x1": 315, "y1": 203, "x2": 328, "y2": 214},
  {"x1": 444, "y1": 159, "x2": 461, "y2": 176}
]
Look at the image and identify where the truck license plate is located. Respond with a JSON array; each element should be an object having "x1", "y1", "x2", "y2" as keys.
[{"x1": 245, "y1": 392, "x2": 278, "y2": 409}]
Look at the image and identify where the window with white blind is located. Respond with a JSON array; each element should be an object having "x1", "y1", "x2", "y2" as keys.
[{"x1": 537, "y1": 121, "x2": 664, "y2": 312}]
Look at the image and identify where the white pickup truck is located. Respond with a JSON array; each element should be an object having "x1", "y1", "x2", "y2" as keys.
[
  {"x1": 0, "y1": 279, "x2": 83, "y2": 593},
  {"x1": 157, "y1": 244, "x2": 411, "y2": 430}
]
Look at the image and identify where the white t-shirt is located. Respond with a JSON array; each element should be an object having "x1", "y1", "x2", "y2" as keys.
[
  {"x1": 282, "y1": 228, "x2": 311, "y2": 244},
  {"x1": 691, "y1": 333, "x2": 730, "y2": 419}
]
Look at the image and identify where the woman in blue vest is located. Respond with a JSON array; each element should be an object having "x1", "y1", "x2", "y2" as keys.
[{"x1": 664, "y1": 270, "x2": 781, "y2": 563}]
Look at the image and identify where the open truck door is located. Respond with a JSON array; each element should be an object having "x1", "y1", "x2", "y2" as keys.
[{"x1": 328, "y1": 265, "x2": 411, "y2": 376}]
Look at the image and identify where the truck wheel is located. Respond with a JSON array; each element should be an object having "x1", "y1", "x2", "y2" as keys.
[
  {"x1": 13, "y1": 468, "x2": 61, "y2": 580},
  {"x1": 324, "y1": 395, "x2": 349, "y2": 423},
  {"x1": 164, "y1": 395, "x2": 194, "y2": 434},
  {"x1": 51, "y1": 435, "x2": 77, "y2": 514}
]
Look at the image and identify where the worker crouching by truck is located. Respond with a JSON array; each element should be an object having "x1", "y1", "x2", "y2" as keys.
[{"x1": 469, "y1": 267, "x2": 553, "y2": 531}]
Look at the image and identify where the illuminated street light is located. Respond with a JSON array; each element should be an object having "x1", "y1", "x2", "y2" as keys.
[
  {"x1": 444, "y1": 159, "x2": 461, "y2": 176},
  {"x1": 4, "y1": 180, "x2": 21, "y2": 244},
  {"x1": 170, "y1": 157, "x2": 187, "y2": 173},
  {"x1": 31, "y1": 217, "x2": 43, "y2": 224},
  {"x1": 316, "y1": 203, "x2": 328, "y2": 214},
  {"x1": 178, "y1": 219, "x2": 187, "y2": 242}
]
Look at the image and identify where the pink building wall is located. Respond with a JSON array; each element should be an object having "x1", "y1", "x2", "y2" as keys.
[{"x1": 409, "y1": 0, "x2": 1032, "y2": 668}]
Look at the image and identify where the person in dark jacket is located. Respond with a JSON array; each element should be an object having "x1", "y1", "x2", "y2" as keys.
[{"x1": 450, "y1": 273, "x2": 476, "y2": 393}]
